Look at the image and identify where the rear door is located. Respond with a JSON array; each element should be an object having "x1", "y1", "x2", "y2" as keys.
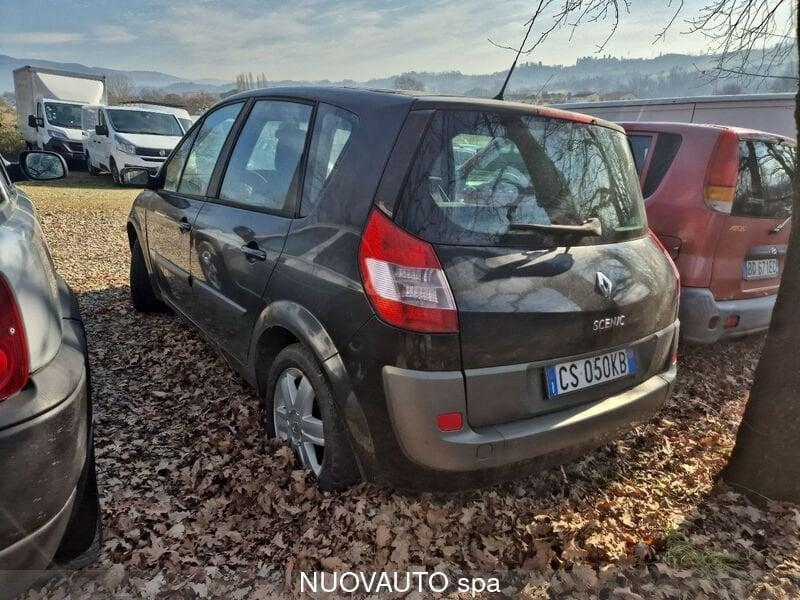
[
  {"x1": 190, "y1": 99, "x2": 312, "y2": 363},
  {"x1": 709, "y1": 139, "x2": 795, "y2": 300},
  {"x1": 146, "y1": 102, "x2": 243, "y2": 312},
  {"x1": 394, "y1": 110, "x2": 678, "y2": 423}
]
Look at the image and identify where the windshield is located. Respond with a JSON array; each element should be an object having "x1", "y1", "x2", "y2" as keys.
[
  {"x1": 179, "y1": 118, "x2": 193, "y2": 131},
  {"x1": 106, "y1": 109, "x2": 183, "y2": 136},
  {"x1": 395, "y1": 110, "x2": 647, "y2": 247},
  {"x1": 44, "y1": 102, "x2": 83, "y2": 129}
]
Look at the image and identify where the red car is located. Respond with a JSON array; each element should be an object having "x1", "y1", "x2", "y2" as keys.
[{"x1": 623, "y1": 122, "x2": 796, "y2": 344}]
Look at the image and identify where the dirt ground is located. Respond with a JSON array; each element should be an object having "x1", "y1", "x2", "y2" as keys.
[{"x1": 16, "y1": 173, "x2": 800, "y2": 599}]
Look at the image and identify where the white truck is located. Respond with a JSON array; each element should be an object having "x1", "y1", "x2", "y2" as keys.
[
  {"x1": 13, "y1": 66, "x2": 107, "y2": 163},
  {"x1": 555, "y1": 93, "x2": 797, "y2": 139}
]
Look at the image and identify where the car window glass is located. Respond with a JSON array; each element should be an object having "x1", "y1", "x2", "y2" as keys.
[
  {"x1": 628, "y1": 135, "x2": 651, "y2": 176},
  {"x1": 735, "y1": 141, "x2": 795, "y2": 219},
  {"x1": 300, "y1": 104, "x2": 358, "y2": 216},
  {"x1": 219, "y1": 100, "x2": 312, "y2": 212},
  {"x1": 163, "y1": 129, "x2": 199, "y2": 192},
  {"x1": 179, "y1": 103, "x2": 242, "y2": 197},
  {"x1": 0, "y1": 162, "x2": 10, "y2": 203},
  {"x1": 641, "y1": 133, "x2": 681, "y2": 198}
]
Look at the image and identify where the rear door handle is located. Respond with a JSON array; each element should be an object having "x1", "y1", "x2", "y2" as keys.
[
  {"x1": 179, "y1": 218, "x2": 192, "y2": 232},
  {"x1": 241, "y1": 244, "x2": 267, "y2": 261}
]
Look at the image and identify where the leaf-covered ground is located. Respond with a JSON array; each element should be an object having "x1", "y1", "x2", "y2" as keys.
[{"x1": 18, "y1": 174, "x2": 800, "y2": 599}]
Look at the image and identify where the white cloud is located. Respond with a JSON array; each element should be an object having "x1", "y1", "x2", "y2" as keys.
[
  {"x1": 5, "y1": 31, "x2": 86, "y2": 45},
  {"x1": 93, "y1": 25, "x2": 137, "y2": 44}
]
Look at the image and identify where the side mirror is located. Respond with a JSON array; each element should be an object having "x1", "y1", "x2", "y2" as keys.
[
  {"x1": 95, "y1": 124, "x2": 109, "y2": 136},
  {"x1": 120, "y1": 167, "x2": 157, "y2": 189},
  {"x1": 28, "y1": 115, "x2": 39, "y2": 128},
  {"x1": 18, "y1": 151, "x2": 68, "y2": 181}
]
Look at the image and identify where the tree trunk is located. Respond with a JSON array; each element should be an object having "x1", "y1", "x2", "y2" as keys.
[{"x1": 721, "y1": 14, "x2": 800, "y2": 503}]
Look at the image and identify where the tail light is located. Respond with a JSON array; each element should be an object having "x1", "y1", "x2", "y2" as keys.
[
  {"x1": 704, "y1": 129, "x2": 740, "y2": 213},
  {"x1": 649, "y1": 229, "x2": 681, "y2": 298},
  {"x1": 0, "y1": 274, "x2": 29, "y2": 400},
  {"x1": 358, "y1": 209, "x2": 458, "y2": 333}
]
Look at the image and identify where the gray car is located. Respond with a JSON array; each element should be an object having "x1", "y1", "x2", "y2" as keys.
[{"x1": 0, "y1": 152, "x2": 100, "y2": 595}]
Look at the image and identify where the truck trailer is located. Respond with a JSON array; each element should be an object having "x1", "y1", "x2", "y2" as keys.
[
  {"x1": 13, "y1": 66, "x2": 107, "y2": 163},
  {"x1": 555, "y1": 93, "x2": 796, "y2": 139}
]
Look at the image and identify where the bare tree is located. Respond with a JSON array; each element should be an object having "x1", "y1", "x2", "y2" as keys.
[
  {"x1": 107, "y1": 74, "x2": 135, "y2": 105},
  {"x1": 507, "y1": 0, "x2": 799, "y2": 503},
  {"x1": 394, "y1": 73, "x2": 427, "y2": 91}
]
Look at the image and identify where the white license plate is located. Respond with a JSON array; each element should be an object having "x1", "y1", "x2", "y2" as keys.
[
  {"x1": 545, "y1": 349, "x2": 637, "y2": 398},
  {"x1": 743, "y1": 258, "x2": 780, "y2": 281}
]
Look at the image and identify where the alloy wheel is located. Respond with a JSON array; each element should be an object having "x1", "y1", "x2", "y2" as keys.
[{"x1": 273, "y1": 367, "x2": 325, "y2": 476}]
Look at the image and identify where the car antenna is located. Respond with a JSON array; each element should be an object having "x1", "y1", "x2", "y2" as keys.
[{"x1": 494, "y1": 17, "x2": 537, "y2": 101}]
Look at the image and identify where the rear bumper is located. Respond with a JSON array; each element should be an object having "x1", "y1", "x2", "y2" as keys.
[
  {"x1": 0, "y1": 282, "x2": 90, "y2": 592},
  {"x1": 383, "y1": 363, "x2": 676, "y2": 474},
  {"x1": 680, "y1": 287, "x2": 775, "y2": 344}
]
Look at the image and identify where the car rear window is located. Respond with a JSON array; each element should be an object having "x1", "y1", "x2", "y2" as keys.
[
  {"x1": 734, "y1": 140, "x2": 795, "y2": 219},
  {"x1": 395, "y1": 110, "x2": 647, "y2": 247}
]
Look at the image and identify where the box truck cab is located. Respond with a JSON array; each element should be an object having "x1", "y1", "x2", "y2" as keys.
[
  {"x1": 84, "y1": 105, "x2": 184, "y2": 184},
  {"x1": 13, "y1": 67, "x2": 107, "y2": 163}
]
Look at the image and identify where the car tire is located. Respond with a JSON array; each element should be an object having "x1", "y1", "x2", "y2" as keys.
[
  {"x1": 130, "y1": 239, "x2": 165, "y2": 312},
  {"x1": 51, "y1": 443, "x2": 102, "y2": 570},
  {"x1": 110, "y1": 159, "x2": 120, "y2": 185},
  {"x1": 264, "y1": 343, "x2": 361, "y2": 491}
]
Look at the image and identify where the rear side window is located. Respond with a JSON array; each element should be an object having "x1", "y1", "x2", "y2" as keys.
[
  {"x1": 178, "y1": 102, "x2": 242, "y2": 197},
  {"x1": 640, "y1": 133, "x2": 681, "y2": 198},
  {"x1": 628, "y1": 134, "x2": 652, "y2": 176},
  {"x1": 734, "y1": 141, "x2": 795, "y2": 219},
  {"x1": 395, "y1": 110, "x2": 646, "y2": 247},
  {"x1": 300, "y1": 104, "x2": 358, "y2": 216}
]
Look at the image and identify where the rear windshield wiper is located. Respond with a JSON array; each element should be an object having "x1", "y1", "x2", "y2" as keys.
[{"x1": 508, "y1": 217, "x2": 603, "y2": 237}]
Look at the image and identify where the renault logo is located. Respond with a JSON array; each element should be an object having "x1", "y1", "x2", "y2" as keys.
[{"x1": 596, "y1": 272, "x2": 614, "y2": 299}]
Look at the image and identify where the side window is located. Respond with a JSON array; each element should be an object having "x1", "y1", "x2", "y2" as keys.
[
  {"x1": 628, "y1": 134, "x2": 652, "y2": 177},
  {"x1": 219, "y1": 100, "x2": 312, "y2": 212},
  {"x1": 178, "y1": 102, "x2": 243, "y2": 197},
  {"x1": 300, "y1": 104, "x2": 358, "y2": 216},
  {"x1": 163, "y1": 129, "x2": 199, "y2": 192},
  {"x1": 641, "y1": 133, "x2": 681, "y2": 197}
]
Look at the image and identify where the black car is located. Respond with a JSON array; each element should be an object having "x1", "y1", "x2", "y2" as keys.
[
  {"x1": 125, "y1": 88, "x2": 679, "y2": 490},
  {"x1": 0, "y1": 152, "x2": 100, "y2": 595}
]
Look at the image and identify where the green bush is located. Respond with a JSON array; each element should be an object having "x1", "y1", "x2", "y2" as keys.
[{"x1": 0, "y1": 104, "x2": 27, "y2": 161}]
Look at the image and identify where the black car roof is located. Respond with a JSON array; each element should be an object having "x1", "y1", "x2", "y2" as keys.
[{"x1": 221, "y1": 86, "x2": 624, "y2": 132}]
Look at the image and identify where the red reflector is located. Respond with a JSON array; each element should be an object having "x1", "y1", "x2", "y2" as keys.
[
  {"x1": 724, "y1": 315, "x2": 740, "y2": 329},
  {"x1": 671, "y1": 345, "x2": 678, "y2": 366},
  {"x1": 0, "y1": 274, "x2": 29, "y2": 401},
  {"x1": 436, "y1": 412, "x2": 463, "y2": 432},
  {"x1": 358, "y1": 209, "x2": 458, "y2": 333}
]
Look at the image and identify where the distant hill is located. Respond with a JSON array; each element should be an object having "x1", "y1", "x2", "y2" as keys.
[{"x1": 1, "y1": 49, "x2": 795, "y2": 100}]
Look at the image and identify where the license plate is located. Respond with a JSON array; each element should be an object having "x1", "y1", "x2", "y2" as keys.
[
  {"x1": 545, "y1": 349, "x2": 637, "y2": 398},
  {"x1": 743, "y1": 258, "x2": 780, "y2": 280}
]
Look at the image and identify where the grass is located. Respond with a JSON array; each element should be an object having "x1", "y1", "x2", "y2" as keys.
[
  {"x1": 18, "y1": 171, "x2": 140, "y2": 212},
  {"x1": 663, "y1": 532, "x2": 744, "y2": 576}
]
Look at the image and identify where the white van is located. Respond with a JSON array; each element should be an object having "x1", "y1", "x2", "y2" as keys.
[
  {"x1": 13, "y1": 66, "x2": 107, "y2": 163},
  {"x1": 83, "y1": 105, "x2": 184, "y2": 184}
]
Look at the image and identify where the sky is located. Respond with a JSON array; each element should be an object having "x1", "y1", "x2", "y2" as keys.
[{"x1": 0, "y1": 0, "x2": 791, "y2": 82}]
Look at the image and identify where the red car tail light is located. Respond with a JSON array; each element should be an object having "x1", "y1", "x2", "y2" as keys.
[
  {"x1": 704, "y1": 129, "x2": 740, "y2": 214},
  {"x1": 0, "y1": 274, "x2": 29, "y2": 400},
  {"x1": 358, "y1": 209, "x2": 458, "y2": 333}
]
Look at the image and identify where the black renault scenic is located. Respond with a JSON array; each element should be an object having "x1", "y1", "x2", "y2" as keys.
[{"x1": 125, "y1": 87, "x2": 679, "y2": 490}]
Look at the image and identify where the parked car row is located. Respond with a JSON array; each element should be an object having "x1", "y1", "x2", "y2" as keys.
[
  {"x1": 1, "y1": 86, "x2": 794, "y2": 590},
  {"x1": 13, "y1": 66, "x2": 192, "y2": 184}
]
